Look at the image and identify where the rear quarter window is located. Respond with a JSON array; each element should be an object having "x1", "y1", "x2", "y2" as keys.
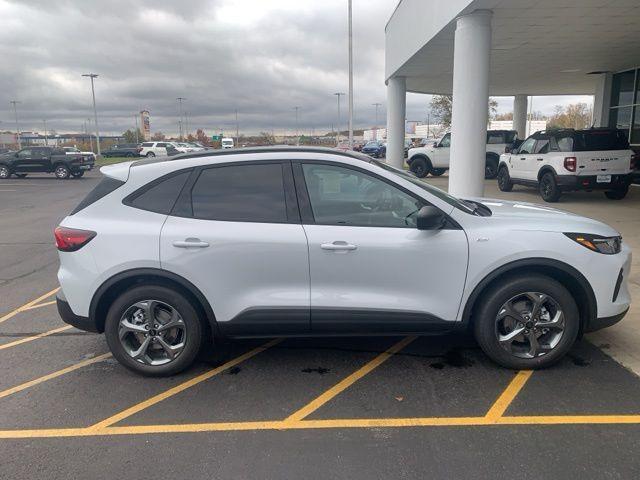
[
  {"x1": 124, "y1": 170, "x2": 191, "y2": 214},
  {"x1": 71, "y1": 177, "x2": 125, "y2": 215}
]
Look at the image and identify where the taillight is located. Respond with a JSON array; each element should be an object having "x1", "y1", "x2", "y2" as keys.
[
  {"x1": 54, "y1": 226, "x2": 96, "y2": 252},
  {"x1": 136, "y1": 147, "x2": 142, "y2": 152},
  {"x1": 564, "y1": 156, "x2": 577, "y2": 172},
  {"x1": 631, "y1": 153, "x2": 637, "y2": 170}
]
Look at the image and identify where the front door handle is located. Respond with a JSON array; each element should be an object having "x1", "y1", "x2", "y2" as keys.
[
  {"x1": 520, "y1": 157, "x2": 526, "y2": 160},
  {"x1": 172, "y1": 238, "x2": 210, "y2": 248},
  {"x1": 537, "y1": 158, "x2": 544, "y2": 161},
  {"x1": 321, "y1": 241, "x2": 357, "y2": 251}
]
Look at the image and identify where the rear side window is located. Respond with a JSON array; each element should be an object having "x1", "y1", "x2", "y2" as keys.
[
  {"x1": 141, "y1": 143, "x2": 153, "y2": 147},
  {"x1": 126, "y1": 171, "x2": 191, "y2": 214},
  {"x1": 71, "y1": 177, "x2": 125, "y2": 215},
  {"x1": 191, "y1": 163, "x2": 287, "y2": 223},
  {"x1": 487, "y1": 132, "x2": 504, "y2": 144}
]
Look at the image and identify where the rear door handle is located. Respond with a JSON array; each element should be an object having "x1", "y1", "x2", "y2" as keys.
[
  {"x1": 172, "y1": 238, "x2": 210, "y2": 248},
  {"x1": 520, "y1": 157, "x2": 526, "y2": 160},
  {"x1": 537, "y1": 158, "x2": 544, "y2": 161},
  {"x1": 321, "y1": 241, "x2": 357, "y2": 251}
]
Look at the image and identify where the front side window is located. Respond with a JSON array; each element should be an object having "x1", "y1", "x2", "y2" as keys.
[
  {"x1": 518, "y1": 138, "x2": 536, "y2": 154},
  {"x1": 301, "y1": 163, "x2": 426, "y2": 228},
  {"x1": 191, "y1": 163, "x2": 287, "y2": 223},
  {"x1": 439, "y1": 133, "x2": 451, "y2": 148},
  {"x1": 17, "y1": 149, "x2": 31, "y2": 158}
]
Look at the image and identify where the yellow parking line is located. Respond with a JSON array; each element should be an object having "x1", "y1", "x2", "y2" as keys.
[
  {"x1": 484, "y1": 370, "x2": 533, "y2": 421},
  {"x1": 0, "y1": 325, "x2": 73, "y2": 351},
  {"x1": 88, "y1": 338, "x2": 282, "y2": 430},
  {"x1": 285, "y1": 335, "x2": 417, "y2": 422},
  {"x1": 0, "y1": 287, "x2": 60, "y2": 325},
  {"x1": 2, "y1": 414, "x2": 640, "y2": 439},
  {"x1": 0, "y1": 352, "x2": 111, "y2": 400},
  {"x1": 22, "y1": 300, "x2": 57, "y2": 311}
]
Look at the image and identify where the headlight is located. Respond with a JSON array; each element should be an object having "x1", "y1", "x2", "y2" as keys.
[{"x1": 564, "y1": 232, "x2": 622, "y2": 254}]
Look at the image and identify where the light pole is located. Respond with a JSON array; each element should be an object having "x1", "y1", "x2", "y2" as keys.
[
  {"x1": 85, "y1": 118, "x2": 94, "y2": 152},
  {"x1": 81, "y1": 73, "x2": 101, "y2": 156},
  {"x1": 134, "y1": 113, "x2": 139, "y2": 143},
  {"x1": 43, "y1": 119, "x2": 48, "y2": 146},
  {"x1": 347, "y1": 0, "x2": 354, "y2": 148},
  {"x1": 176, "y1": 97, "x2": 186, "y2": 140},
  {"x1": 293, "y1": 106, "x2": 300, "y2": 145},
  {"x1": 372, "y1": 102, "x2": 382, "y2": 140},
  {"x1": 235, "y1": 109, "x2": 239, "y2": 145},
  {"x1": 333, "y1": 93, "x2": 345, "y2": 146},
  {"x1": 10, "y1": 100, "x2": 21, "y2": 149}
]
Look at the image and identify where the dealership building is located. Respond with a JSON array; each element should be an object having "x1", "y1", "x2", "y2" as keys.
[{"x1": 385, "y1": 0, "x2": 640, "y2": 197}]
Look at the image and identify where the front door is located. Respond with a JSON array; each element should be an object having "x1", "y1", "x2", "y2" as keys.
[
  {"x1": 512, "y1": 137, "x2": 537, "y2": 181},
  {"x1": 295, "y1": 161, "x2": 468, "y2": 334},
  {"x1": 160, "y1": 161, "x2": 310, "y2": 336},
  {"x1": 430, "y1": 133, "x2": 451, "y2": 168}
]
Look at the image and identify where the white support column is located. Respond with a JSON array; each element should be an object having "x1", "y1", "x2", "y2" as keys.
[
  {"x1": 448, "y1": 10, "x2": 492, "y2": 198},
  {"x1": 386, "y1": 76, "x2": 406, "y2": 168},
  {"x1": 513, "y1": 94, "x2": 528, "y2": 140},
  {"x1": 593, "y1": 72, "x2": 613, "y2": 127}
]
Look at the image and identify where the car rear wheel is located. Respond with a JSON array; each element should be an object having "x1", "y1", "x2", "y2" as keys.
[
  {"x1": 497, "y1": 166, "x2": 513, "y2": 192},
  {"x1": 604, "y1": 186, "x2": 629, "y2": 200},
  {"x1": 409, "y1": 157, "x2": 430, "y2": 178},
  {"x1": 105, "y1": 285, "x2": 204, "y2": 376},
  {"x1": 539, "y1": 172, "x2": 561, "y2": 202},
  {"x1": 0, "y1": 165, "x2": 10, "y2": 179},
  {"x1": 485, "y1": 156, "x2": 498, "y2": 179},
  {"x1": 54, "y1": 164, "x2": 70, "y2": 179},
  {"x1": 71, "y1": 171, "x2": 84, "y2": 178},
  {"x1": 146, "y1": 152, "x2": 155, "y2": 157},
  {"x1": 474, "y1": 274, "x2": 579, "y2": 369},
  {"x1": 15, "y1": 173, "x2": 27, "y2": 178},
  {"x1": 430, "y1": 168, "x2": 446, "y2": 177}
]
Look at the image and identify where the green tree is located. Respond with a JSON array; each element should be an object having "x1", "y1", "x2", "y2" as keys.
[
  {"x1": 122, "y1": 128, "x2": 144, "y2": 143},
  {"x1": 547, "y1": 103, "x2": 592, "y2": 130},
  {"x1": 430, "y1": 95, "x2": 499, "y2": 128}
]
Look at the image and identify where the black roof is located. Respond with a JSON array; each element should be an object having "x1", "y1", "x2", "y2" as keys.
[{"x1": 132, "y1": 146, "x2": 373, "y2": 167}]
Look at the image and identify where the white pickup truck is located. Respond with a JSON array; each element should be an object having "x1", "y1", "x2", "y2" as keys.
[
  {"x1": 497, "y1": 128, "x2": 635, "y2": 202},
  {"x1": 406, "y1": 130, "x2": 518, "y2": 179}
]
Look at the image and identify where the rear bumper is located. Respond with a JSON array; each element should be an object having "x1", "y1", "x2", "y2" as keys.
[
  {"x1": 585, "y1": 308, "x2": 629, "y2": 333},
  {"x1": 556, "y1": 173, "x2": 632, "y2": 190},
  {"x1": 56, "y1": 291, "x2": 99, "y2": 333}
]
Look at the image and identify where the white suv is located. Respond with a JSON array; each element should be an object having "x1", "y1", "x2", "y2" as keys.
[
  {"x1": 54, "y1": 147, "x2": 631, "y2": 376},
  {"x1": 407, "y1": 130, "x2": 518, "y2": 179},
  {"x1": 498, "y1": 128, "x2": 635, "y2": 202},
  {"x1": 139, "y1": 142, "x2": 178, "y2": 157}
]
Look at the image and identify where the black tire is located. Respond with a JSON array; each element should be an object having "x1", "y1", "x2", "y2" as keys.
[
  {"x1": 473, "y1": 274, "x2": 580, "y2": 370},
  {"x1": 15, "y1": 173, "x2": 27, "y2": 178},
  {"x1": 409, "y1": 157, "x2": 430, "y2": 178},
  {"x1": 146, "y1": 152, "x2": 155, "y2": 157},
  {"x1": 71, "y1": 171, "x2": 84, "y2": 178},
  {"x1": 53, "y1": 164, "x2": 70, "y2": 180},
  {"x1": 126, "y1": 152, "x2": 134, "y2": 158},
  {"x1": 0, "y1": 165, "x2": 10, "y2": 179},
  {"x1": 484, "y1": 155, "x2": 499, "y2": 179},
  {"x1": 539, "y1": 172, "x2": 561, "y2": 202},
  {"x1": 604, "y1": 185, "x2": 629, "y2": 200},
  {"x1": 430, "y1": 168, "x2": 446, "y2": 177},
  {"x1": 105, "y1": 285, "x2": 204, "y2": 377},
  {"x1": 497, "y1": 166, "x2": 513, "y2": 192}
]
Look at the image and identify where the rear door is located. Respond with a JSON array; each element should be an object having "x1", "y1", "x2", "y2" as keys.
[
  {"x1": 294, "y1": 160, "x2": 468, "y2": 333},
  {"x1": 573, "y1": 130, "x2": 632, "y2": 176},
  {"x1": 160, "y1": 160, "x2": 310, "y2": 336}
]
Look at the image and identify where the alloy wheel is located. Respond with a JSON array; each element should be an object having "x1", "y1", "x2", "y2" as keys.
[
  {"x1": 0, "y1": 166, "x2": 9, "y2": 178},
  {"x1": 55, "y1": 166, "x2": 69, "y2": 178},
  {"x1": 495, "y1": 292, "x2": 565, "y2": 359},
  {"x1": 118, "y1": 300, "x2": 187, "y2": 366}
]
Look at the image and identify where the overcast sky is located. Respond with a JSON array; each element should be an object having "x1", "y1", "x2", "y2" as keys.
[{"x1": 0, "y1": 0, "x2": 593, "y2": 137}]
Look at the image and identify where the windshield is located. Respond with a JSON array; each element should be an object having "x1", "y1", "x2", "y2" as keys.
[{"x1": 371, "y1": 160, "x2": 475, "y2": 214}]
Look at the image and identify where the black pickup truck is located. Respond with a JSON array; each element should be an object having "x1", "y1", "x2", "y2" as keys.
[{"x1": 0, "y1": 146, "x2": 94, "y2": 179}]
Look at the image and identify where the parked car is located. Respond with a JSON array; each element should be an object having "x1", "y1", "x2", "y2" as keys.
[
  {"x1": 63, "y1": 146, "x2": 97, "y2": 162},
  {"x1": 221, "y1": 138, "x2": 234, "y2": 149},
  {"x1": 407, "y1": 130, "x2": 519, "y2": 179},
  {"x1": 0, "y1": 146, "x2": 94, "y2": 179},
  {"x1": 497, "y1": 128, "x2": 636, "y2": 202},
  {"x1": 361, "y1": 140, "x2": 386, "y2": 158},
  {"x1": 54, "y1": 146, "x2": 630, "y2": 376},
  {"x1": 102, "y1": 143, "x2": 143, "y2": 158},
  {"x1": 187, "y1": 142, "x2": 207, "y2": 151},
  {"x1": 175, "y1": 143, "x2": 197, "y2": 153},
  {"x1": 139, "y1": 142, "x2": 173, "y2": 157}
]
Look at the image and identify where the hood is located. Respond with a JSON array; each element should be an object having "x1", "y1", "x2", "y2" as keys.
[{"x1": 467, "y1": 197, "x2": 620, "y2": 237}]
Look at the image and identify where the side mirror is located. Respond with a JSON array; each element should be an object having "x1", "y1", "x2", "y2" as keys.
[
  {"x1": 433, "y1": 142, "x2": 439, "y2": 148},
  {"x1": 416, "y1": 206, "x2": 446, "y2": 230}
]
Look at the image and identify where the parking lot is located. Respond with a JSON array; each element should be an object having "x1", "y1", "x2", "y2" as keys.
[{"x1": 1, "y1": 171, "x2": 640, "y2": 479}]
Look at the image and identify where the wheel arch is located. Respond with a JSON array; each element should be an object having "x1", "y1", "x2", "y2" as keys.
[
  {"x1": 461, "y1": 258, "x2": 596, "y2": 336},
  {"x1": 408, "y1": 154, "x2": 432, "y2": 168},
  {"x1": 485, "y1": 152, "x2": 500, "y2": 162},
  {"x1": 537, "y1": 165, "x2": 558, "y2": 182},
  {"x1": 89, "y1": 268, "x2": 218, "y2": 340}
]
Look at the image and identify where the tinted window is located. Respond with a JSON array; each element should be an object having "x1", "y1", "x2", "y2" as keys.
[
  {"x1": 534, "y1": 137, "x2": 550, "y2": 154},
  {"x1": 141, "y1": 142, "x2": 153, "y2": 147},
  {"x1": 576, "y1": 130, "x2": 629, "y2": 151},
  {"x1": 17, "y1": 149, "x2": 31, "y2": 157},
  {"x1": 612, "y1": 70, "x2": 635, "y2": 107},
  {"x1": 487, "y1": 132, "x2": 504, "y2": 144},
  {"x1": 439, "y1": 133, "x2": 451, "y2": 148},
  {"x1": 71, "y1": 177, "x2": 125, "y2": 215},
  {"x1": 128, "y1": 171, "x2": 190, "y2": 214},
  {"x1": 555, "y1": 135, "x2": 574, "y2": 152},
  {"x1": 302, "y1": 163, "x2": 426, "y2": 228},
  {"x1": 518, "y1": 138, "x2": 536, "y2": 154},
  {"x1": 191, "y1": 163, "x2": 287, "y2": 222},
  {"x1": 157, "y1": 143, "x2": 167, "y2": 148}
]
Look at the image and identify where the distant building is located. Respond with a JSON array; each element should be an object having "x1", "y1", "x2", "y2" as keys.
[{"x1": 489, "y1": 120, "x2": 547, "y2": 137}]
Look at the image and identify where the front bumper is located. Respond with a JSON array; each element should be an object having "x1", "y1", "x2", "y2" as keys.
[
  {"x1": 556, "y1": 173, "x2": 632, "y2": 191},
  {"x1": 56, "y1": 291, "x2": 99, "y2": 332},
  {"x1": 585, "y1": 308, "x2": 629, "y2": 333}
]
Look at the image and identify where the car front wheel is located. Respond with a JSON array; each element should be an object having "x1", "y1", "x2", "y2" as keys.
[
  {"x1": 409, "y1": 157, "x2": 430, "y2": 178},
  {"x1": 54, "y1": 164, "x2": 70, "y2": 179},
  {"x1": 474, "y1": 274, "x2": 579, "y2": 370},
  {"x1": 497, "y1": 166, "x2": 513, "y2": 192},
  {"x1": 430, "y1": 168, "x2": 446, "y2": 177},
  {"x1": 0, "y1": 165, "x2": 10, "y2": 179},
  {"x1": 105, "y1": 285, "x2": 204, "y2": 376},
  {"x1": 146, "y1": 152, "x2": 155, "y2": 157},
  {"x1": 71, "y1": 171, "x2": 84, "y2": 178}
]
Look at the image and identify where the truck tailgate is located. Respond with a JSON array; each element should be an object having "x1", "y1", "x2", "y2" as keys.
[{"x1": 577, "y1": 150, "x2": 632, "y2": 175}]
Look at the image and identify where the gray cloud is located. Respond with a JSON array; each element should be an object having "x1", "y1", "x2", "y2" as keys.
[{"x1": 0, "y1": 0, "x2": 591, "y2": 137}]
